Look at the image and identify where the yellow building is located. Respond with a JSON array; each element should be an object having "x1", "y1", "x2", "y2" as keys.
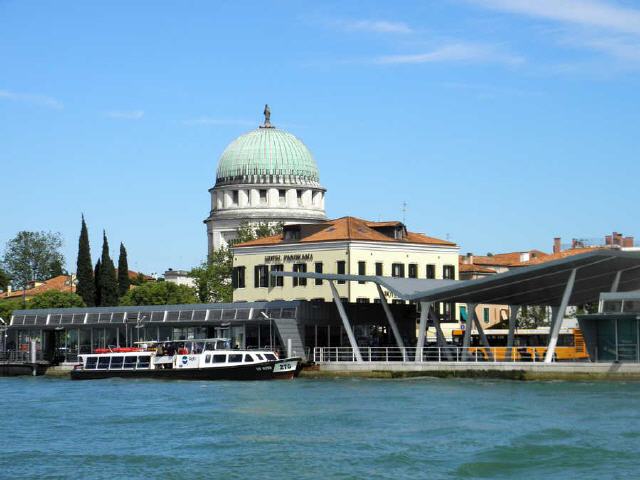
[{"x1": 231, "y1": 216, "x2": 460, "y2": 315}]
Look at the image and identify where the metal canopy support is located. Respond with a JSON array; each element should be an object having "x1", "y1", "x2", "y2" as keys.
[
  {"x1": 463, "y1": 303, "x2": 476, "y2": 349},
  {"x1": 329, "y1": 280, "x2": 363, "y2": 363},
  {"x1": 376, "y1": 284, "x2": 405, "y2": 349},
  {"x1": 544, "y1": 268, "x2": 577, "y2": 363},
  {"x1": 611, "y1": 271, "x2": 622, "y2": 292},
  {"x1": 430, "y1": 310, "x2": 447, "y2": 347},
  {"x1": 416, "y1": 301, "x2": 431, "y2": 362},
  {"x1": 506, "y1": 306, "x2": 519, "y2": 360}
]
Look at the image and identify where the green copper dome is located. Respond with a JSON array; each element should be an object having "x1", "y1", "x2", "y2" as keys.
[{"x1": 216, "y1": 126, "x2": 320, "y2": 185}]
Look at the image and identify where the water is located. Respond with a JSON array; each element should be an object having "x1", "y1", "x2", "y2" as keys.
[{"x1": 0, "y1": 377, "x2": 639, "y2": 480}]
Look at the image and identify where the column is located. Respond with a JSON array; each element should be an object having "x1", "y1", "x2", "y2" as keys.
[
  {"x1": 415, "y1": 301, "x2": 430, "y2": 362},
  {"x1": 506, "y1": 306, "x2": 519, "y2": 361},
  {"x1": 544, "y1": 268, "x2": 577, "y2": 363},
  {"x1": 376, "y1": 284, "x2": 405, "y2": 349},
  {"x1": 329, "y1": 281, "x2": 362, "y2": 363}
]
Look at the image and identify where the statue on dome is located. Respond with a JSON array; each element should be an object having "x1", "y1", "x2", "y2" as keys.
[{"x1": 263, "y1": 104, "x2": 272, "y2": 128}]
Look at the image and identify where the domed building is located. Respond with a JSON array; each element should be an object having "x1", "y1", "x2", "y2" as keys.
[{"x1": 205, "y1": 106, "x2": 327, "y2": 253}]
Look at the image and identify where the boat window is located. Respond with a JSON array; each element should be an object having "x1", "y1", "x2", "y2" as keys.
[
  {"x1": 205, "y1": 354, "x2": 212, "y2": 363},
  {"x1": 110, "y1": 356, "x2": 124, "y2": 369},
  {"x1": 97, "y1": 357, "x2": 110, "y2": 370},
  {"x1": 138, "y1": 356, "x2": 151, "y2": 369},
  {"x1": 124, "y1": 356, "x2": 137, "y2": 369},
  {"x1": 85, "y1": 357, "x2": 98, "y2": 369},
  {"x1": 264, "y1": 353, "x2": 277, "y2": 361},
  {"x1": 213, "y1": 354, "x2": 226, "y2": 363},
  {"x1": 228, "y1": 354, "x2": 243, "y2": 363},
  {"x1": 244, "y1": 354, "x2": 253, "y2": 362},
  {"x1": 255, "y1": 354, "x2": 264, "y2": 360}
]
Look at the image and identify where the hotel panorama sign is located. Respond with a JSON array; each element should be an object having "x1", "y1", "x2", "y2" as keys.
[{"x1": 264, "y1": 253, "x2": 313, "y2": 263}]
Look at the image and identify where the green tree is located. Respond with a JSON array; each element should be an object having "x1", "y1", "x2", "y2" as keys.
[
  {"x1": 28, "y1": 290, "x2": 85, "y2": 310},
  {"x1": 120, "y1": 281, "x2": 197, "y2": 306},
  {"x1": 0, "y1": 267, "x2": 10, "y2": 292},
  {"x1": 0, "y1": 299, "x2": 23, "y2": 323},
  {"x1": 75, "y1": 215, "x2": 95, "y2": 306},
  {"x1": 1, "y1": 231, "x2": 65, "y2": 293},
  {"x1": 117, "y1": 242, "x2": 130, "y2": 298},
  {"x1": 192, "y1": 222, "x2": 283, "y2": 303},
  {"x1": 94, "y1": 259, "x2": 102, "y2": 306},
  {"x1": 190, "y1": 248, "x2": 233, "y2": 303},
  {"x1": 130, "y1": 272, "x2": 148, "y2": 286},
  {"x1": 99, "y1": 232, "x2": 118, "y2": 306},
  {"x1": 517, "y1": 305, "x2": 550, "y2": 328}
]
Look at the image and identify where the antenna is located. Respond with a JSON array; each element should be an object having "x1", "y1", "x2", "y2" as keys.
[{"x1": 401, "y1": 201, "x2": 407, "y2": 224}]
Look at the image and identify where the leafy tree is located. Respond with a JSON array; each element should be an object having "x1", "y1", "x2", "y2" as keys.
[
  {"x1": 28, "y1": 290, "x2": 85, "y2": 309},
  {"x1": 75, "y1": 215, "x2": 95, "y2": 306},
  {"x1": 517, "y1": 305, "x2": 550, "y2": 328},
  {"x1": 190, "y1": 248, "x2": 233, "y2": 303},
  {"x1": 0, "y1": 267, "x2": 10, "y2": 292},
  {"x1": 120, "y1": 281, "x2": 197, "y2": 306},
  {"x1": 130, "y1": 272, "x2": 148, "y2": 286},
  {"x1": 0, "y1": 299, "x2": 23, "y2": 324},
  {"x1": 94, "y1": 259, "x2": 102, "y2": 306},
  {"x1": 117, "y1": 242, "x2": 130, "y2": 298},
  {"x1": 192, "y1": 222, "x2": 283, "y2": 303},
  {"x1": 1, "y1": 231, "x2": 66, "y2": 300},
  {"x1": 98, "y1": 232, "x2": 119, "y2": 306}
]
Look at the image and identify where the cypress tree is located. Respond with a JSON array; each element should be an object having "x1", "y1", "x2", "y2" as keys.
[
  {"x1": 99, "y1": 232, "x2": 119, "y2": 306},
  {"x1": 94, "y1": 259, "x2": 102, "y2": 306},
  {"x1": 75, "y1": 215, "x2": 95, "y2": 306},
  {"x1": 117, "y1": 242, "x2": 130, "y2": 298}
]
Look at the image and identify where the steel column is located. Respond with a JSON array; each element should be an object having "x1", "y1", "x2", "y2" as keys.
[
  {"x1": 415, "y1": 301, "x2": 430, "y2": 362},
  {"x1": 611, "y1": 271, "x2": 622, "y2": 292},
  {"x1": 506, "y1": 306, "x2": 519, "y2": 361},
  {"x1": 376, "y1": 284, "x2": 405, "y2": 349},
  {"x1": 329, "y1": 281, "x2": 363, "y2": 363},
  {"x1": 463, "y1": 304, "x2": 476, "y2": 348},
  {"x1": 544, "y1": 268, "x2": 577, "y2": 363}
]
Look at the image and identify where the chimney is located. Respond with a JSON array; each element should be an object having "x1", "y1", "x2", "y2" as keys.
[
  {"x1": 623, "y1": 236, "x2": 634, "y2": 248},
  {"x1": 466, "y1": 252, "x2": 474, "y2": 264},
  {"x1": 614, "y1": 232, "x2": 623, "y2": 246},
  {"x1": 553, "y1": 237, "x2": 561, "y2": 254}
]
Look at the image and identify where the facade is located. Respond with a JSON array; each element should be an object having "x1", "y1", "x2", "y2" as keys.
[
  {"x1": 163, "y1": 269, "x2": 195, "y2": 288},
  {"x1": 231, "y1": 216, "x2": 460, "y2": 314},
  {"x1": 578, "y1": 291, "x2": 640, "y2": 362},
  {"x1": 204, "y1": 105, "x2": 327, "y2": 253}
]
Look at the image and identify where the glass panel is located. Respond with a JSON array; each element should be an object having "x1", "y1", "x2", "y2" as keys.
[
  {"x1": 228, "y1": 354, "x2": 243, "y2": 363},
  {"x1": 97, "y1": 357, "x2": 110, "y2": 369},
  {"x1": 213, "y1": 354, "x2": 226, "y2": 363},
  {"x1": 617, "y1": 319, "x2": 638, "y2": 361},
  {"x1": 85, "y1": 357, "x2": 98, "y2": 369},
  {"x1": 110, "y1": 356, "x2": 124, "y2": 369},
  {"x1": 596, "y1": 320, "x2": 616, "y2": 361},
  {"x1": 603, "y1": 301, "x2": 623, "y2": 313},
  {"x1": 623, "y1": 300, "x2": 640, "y2": 313},
  {"x1": 244, "y1": 354, "x2": 253, "y2": 362},
  {"x1": 137, "y1": 356, "x2": 151, "y2": 368},
  {"x1": 123, "y1": 356, "x2": 137, "y2": 369}
]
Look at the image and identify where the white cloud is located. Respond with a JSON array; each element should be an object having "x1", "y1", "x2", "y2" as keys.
[
  {"x1": 337, "y1": 19, "x2": 413, "y2": 34},
  {"x1": 0, "y1": 89, "x2": 63, "y2": 109},
  {"x1": 374, "y1": 43, "x2": 524, "y2": 65},
  {"x1": 182, "y1": 116, "x2": 255, "y2": 127},
  {"x1": 106, "y1": 110, "x2": 144, "y2": 120},
  {"x1": 470, "y1": 0, "x2": 640, "y2": 35}
]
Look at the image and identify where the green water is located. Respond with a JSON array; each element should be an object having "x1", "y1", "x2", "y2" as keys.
[{"x1": 0, "y1": 377, "x2": 638, "y2": 479}]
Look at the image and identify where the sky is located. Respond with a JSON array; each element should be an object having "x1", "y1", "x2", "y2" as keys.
[{"x1": 1, "y1": 0, "x2": 639, "y2": 276}]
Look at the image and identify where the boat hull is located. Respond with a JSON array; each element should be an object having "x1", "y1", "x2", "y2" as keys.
[{"x1": 70, "y1": 359, "x2": 298, "y2": 381}]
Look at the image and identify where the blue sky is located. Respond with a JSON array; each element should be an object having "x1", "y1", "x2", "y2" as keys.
[{"x1": 1, "y1": 0, "x2": 639, "y2": 275}]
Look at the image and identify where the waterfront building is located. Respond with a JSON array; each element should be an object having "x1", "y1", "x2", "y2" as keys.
[
  {"x1": 204, "y1": 105, "x2": 327, "y2": 254},
  {"x1": 230, "y1": 216, "x2": 460, "y2": 313},
  {"x1": 163, "y1": 269, "x2": 195, "y2": 288}
]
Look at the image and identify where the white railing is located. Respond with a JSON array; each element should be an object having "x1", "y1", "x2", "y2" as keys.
[{"x1": 313, "y1": 346, "x2": 552, "y2": 363}]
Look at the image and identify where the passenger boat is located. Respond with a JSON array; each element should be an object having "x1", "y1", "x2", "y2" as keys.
[{"x1": 71, "y1": 338, "x2": 301, "y2": 381}]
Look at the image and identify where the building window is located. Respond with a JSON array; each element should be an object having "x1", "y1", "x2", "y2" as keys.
[
  {"x1": 232, "y1": 267, "x2": 245, "y2": 289},
  {"x1": 375, "y1": 262, "x2": 383, "y2": 276},
  {"x1": 259, "y1": 189, "x2": 267, "y2": 205},
  {"x1": 293, "y1": 263, "x2": 307, "y2": 287},
  {"x1": 443, "y1": 265, "x2": 455, "y2": 279},
  {"x1": 254, "y1": 265, "x2": 269, "y2": 288},
  {"x1": 315, "y1": 262, "x2": 323, "y2": 286},
  {"x1": 358, "y1": 261, "x2": 366, "y2": 284},
  {"x1": 408, "y1": 264, "x2": 418, "y2": 279},
  {"x1": 337, "y1": 261, "x2": 346, "y2": 284},
  {"x1": 270, "y1": 264, "x2": 283, "y2": 287},
  {"x1": 426, "y1": 264, "x2": 436, "y2": 279},
  {"x1": 296, "y1": 189, "x2": 303, "y2": 206},
  {"x1": 392, "y1": 299, "x2": 405, "y2": 305},
  {"x1": 232, "y1": 190, "x2": 239, "y2": 205},
  {"x1": 356, "y1": 298, "x2": 370, "y2": 303},
  {"x1": 391, "y1": 263, "x2": 405, "y2": 278},
  {"x1": 483, "y1": 308, "x2": 490, "y2": 323},
  {"x1": 278, "y1": 189, "x2": 286, "y2": 205}
]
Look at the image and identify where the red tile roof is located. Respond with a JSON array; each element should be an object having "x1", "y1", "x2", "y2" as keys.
[
  {"x1": 234, "y1": 216, "x2": 456, "y2": 248},
  {"x1": 0, "y1": 275, "x2": 76, "y2": 300},
  {"x1": 459, "y1": 263, "x2": 497, "y2": 274}
]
